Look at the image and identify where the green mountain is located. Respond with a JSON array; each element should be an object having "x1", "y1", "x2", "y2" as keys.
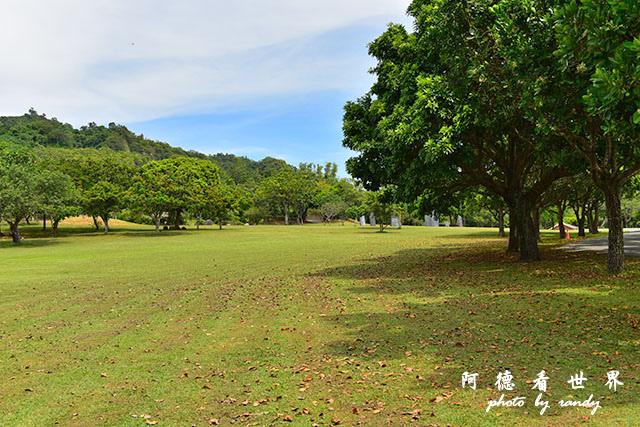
[{"x1": 0, "y1": 109, "x2": 290, "y2": 187}]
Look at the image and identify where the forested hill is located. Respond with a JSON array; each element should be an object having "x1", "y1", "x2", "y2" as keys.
[{"x1": 0, "y1": 109, "x2": 290, "y2": 186}]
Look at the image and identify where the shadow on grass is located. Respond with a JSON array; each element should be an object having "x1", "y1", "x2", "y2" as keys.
[
  {"x1": 116, "y1": 227, "x2": 242, "y2": 238},
  {"x1": 310, "y1": 242, "x2": 639, "y2": 418},
  {"x1": 0, "y1": 223, "x2": 242, "y2": 244},
  {"x1": 0, "y1": 237, "x2": 66, "y2": 249},
  {"x1": 350, "y1": 226, "x2": 503, "y2": 239}
]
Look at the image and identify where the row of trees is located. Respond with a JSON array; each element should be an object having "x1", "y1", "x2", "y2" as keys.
[
  {"x1": 343, "y1": 0, "x2": 640, "y2": 273},
  {"x1": 255, "y1": 163, "x2": 364, "y2": 225},
  {"x1": 0, "y1": 142, "x2": 369, "y2": 243},
  {"x1": 4, "y1": 137, "x2": 638, "y2": 244}
]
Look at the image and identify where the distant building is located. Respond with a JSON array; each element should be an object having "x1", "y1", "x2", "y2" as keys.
[{"x1": 549, "y1": 223, "x2": 579, "y2": 231}]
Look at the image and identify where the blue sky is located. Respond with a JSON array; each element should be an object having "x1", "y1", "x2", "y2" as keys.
[
  {"x1": 125, "y1": 90, "x2": 351, "y2": 167},
  {"x1": 2, "y1": 1, "x2": 412, "y2": 176}
]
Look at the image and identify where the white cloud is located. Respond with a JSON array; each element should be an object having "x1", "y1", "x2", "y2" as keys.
[{"x1": 0, "y1": 0, "x2": 411, "y2": 125}]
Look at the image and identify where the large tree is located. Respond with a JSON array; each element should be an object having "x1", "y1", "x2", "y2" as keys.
[
  {"x1": 169, "y1": 157, "x2": 220, "y2": 230},
  {"x1": 0, "y1": 153, "x2": 43, "y2": 243},
  {"x1": 49, "y1": 155, "x2": 134, "y2": 230},
  {"x1": 258, "y1": 168, "x2": 301, "y2": 225},
  {"x1": 129, "y1": 161, "x2": 174, "y2": 233},
  {"x1": 365, "y1": 189, "x2": 394, "y2": 232},
  {"x1": 40, "y1": 169, "x2": 77, "y2": 237},
  {"x1": 82, "y1": 181, "x2": 121, "y2": 234},
  {"x1": 0, "y1": 144, "x2": 76, "y2": 242},
  {"x1": 343, "y1": 0, "x2": 572, "y2": 261},
  {"x1": 201, "y1": 184, "x2": 234, "y2": 230},
  {"x1": 130, "y1": 157, "x2": 221, "y2": 232},
  {"x1": 547, "y1": 0, "x2": 640, "y2": 272},
  {"x1": 291, "y1": 167, "x2": 320, "y2": 225}
]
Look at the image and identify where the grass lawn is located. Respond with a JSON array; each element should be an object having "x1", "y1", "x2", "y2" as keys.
[{"x1": 0, "y1": 222, "x2": 638, "y2": 426}]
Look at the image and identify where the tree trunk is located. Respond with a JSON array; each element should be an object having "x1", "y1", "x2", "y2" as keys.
[
  {"x1": 102, "y1": 215, "x2": 110, "y2": 234},
  {"x1": 557, "y1": 203, "x2": 566, "y2": 239},
  {"x1": 283, "y1": 201, "x2": 289, "y2": 225},
  {"x1": 587, "y1": 206, "x2": 594, "y2": 234},
  {"x1": 25, "y1": 216, "x2": 30, "y2": 225},
  {"x1": 42, "y1": 214, "x2": 47, "y2": 231},
  {"x1": 592, "y1": 201, "x2": 600, "y2": 234},
  {"x1": 53, "y1": 219, "x2": 60, "y2": 237},
  {"x1": 219, "y1": 216, "x2": 222, "y2": 230},
  {"x1": 604, "y1": 186, "x2": 624, "y2": 274},
  {"x1": 498, "y1": 208, "x2": 506, "y2": 238},
  {"x1": 196, "y1": 212, "x2": 201, "y2": 230},
  {"x1": 173, "y1": 209, "x2": 182, "y2": 230},
  {"x1": 575, "y1": 205, "x2": 586, "y2": 237},
  {"x1": 379, "y1": 223, "x2": 384, "y2": 232},
  {"x1": 507, "y1": 205, "x2": 519, "y2": 252},
  {"x1": 155, "y1": 216, "x2": 161, "y2": 234},
  {"x1": 533, "y1": 208, "x2": 541, "y2": 242},
  {"x1": 92, "y1": 216, "x2": 100, "y2": 230},
  {"x1": 578, "y1": 220, "x2": 585, "y2": 236},
  {"x1": 514, "y1": 194, "x2": 539, "y2": 261},
  {"x1": 9, "y1": 221, "x2": 21, "y2": 243}
]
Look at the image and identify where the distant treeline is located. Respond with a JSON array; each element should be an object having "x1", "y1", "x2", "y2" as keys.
[{"x1": 0, "y1": 110, "x2": 379, "y2": 242}]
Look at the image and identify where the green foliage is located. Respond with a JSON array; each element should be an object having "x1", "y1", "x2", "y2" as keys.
[
  {"x1": 0, "y1": 145, "x2": 77, "y2": 241},
  {"x1": 0, "y1": 157, "x2": 41, "y2": 223},
  {"x1": 128, "y1": 157, "x2": 221, "y2": 230},
  {"x1": 291, "y1": 167, "x2": 321, "y2": 224},
  {"x1": 1, "y1": 111, "x2": 309, "y2": 192},
  {"x1": 82, "y1": 181, "x2": 122, "y2": 232},
  {"x1": 365, "y1": 189, "x2": 393, "y2": 231},
  {"x1": 40, "y1": 169, "x2": 78, "y2": 224},
  {"x1": 345, "y1": 205, "x2": 367, "y2": 220},
  {"x1": 331, "y1": 178, "x2": 364, "y2": 207},
  {"x1": 554, "y1": 1, "x2": 640, "y2": 132},
  {"x1": 343, "y1": 0, "x2": 568, "y2": 209},
  {"x1": 245, "y1": 206, "x2": 268, "y2": 225},
  {"x1": 201, "y1": 184, "x2": 235, "y2": 228},
  {"x1": 258, "y1": 167, "x2": 301, "y2": 224},
  {"x1": 319, "y1": 200, "x2": 348, "y2": 223},
  {"x1": 547, "y1": 0, "x2": 640, "y2": 271},
  {"x1": 129, "y1": 161, "x2": 176, "y2": 230},
  {"x1": 47, "y1": 155, "x2": 134, "y2": 192}
]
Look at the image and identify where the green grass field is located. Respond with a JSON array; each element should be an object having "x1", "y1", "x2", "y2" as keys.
[{"x1": 0, "y1": 223, "x2": 638, "y2": 426}]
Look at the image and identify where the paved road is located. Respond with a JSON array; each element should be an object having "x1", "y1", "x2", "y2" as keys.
[{"x1": 562, "y1": 231, "x2": 640, "y2": 257}]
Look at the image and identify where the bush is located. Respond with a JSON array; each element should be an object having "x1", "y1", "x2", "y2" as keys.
[
  {"x1": 245, "y1": 206, "x2": 268, "y2": 225},
  {"x1": 118, "y1": 209, "x2": 153, "y2": 225}
]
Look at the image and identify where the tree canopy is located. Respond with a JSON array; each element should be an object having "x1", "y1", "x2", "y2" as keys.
[{"x1": 343, "y1": 0, "x2": 640, "y2": 271}]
